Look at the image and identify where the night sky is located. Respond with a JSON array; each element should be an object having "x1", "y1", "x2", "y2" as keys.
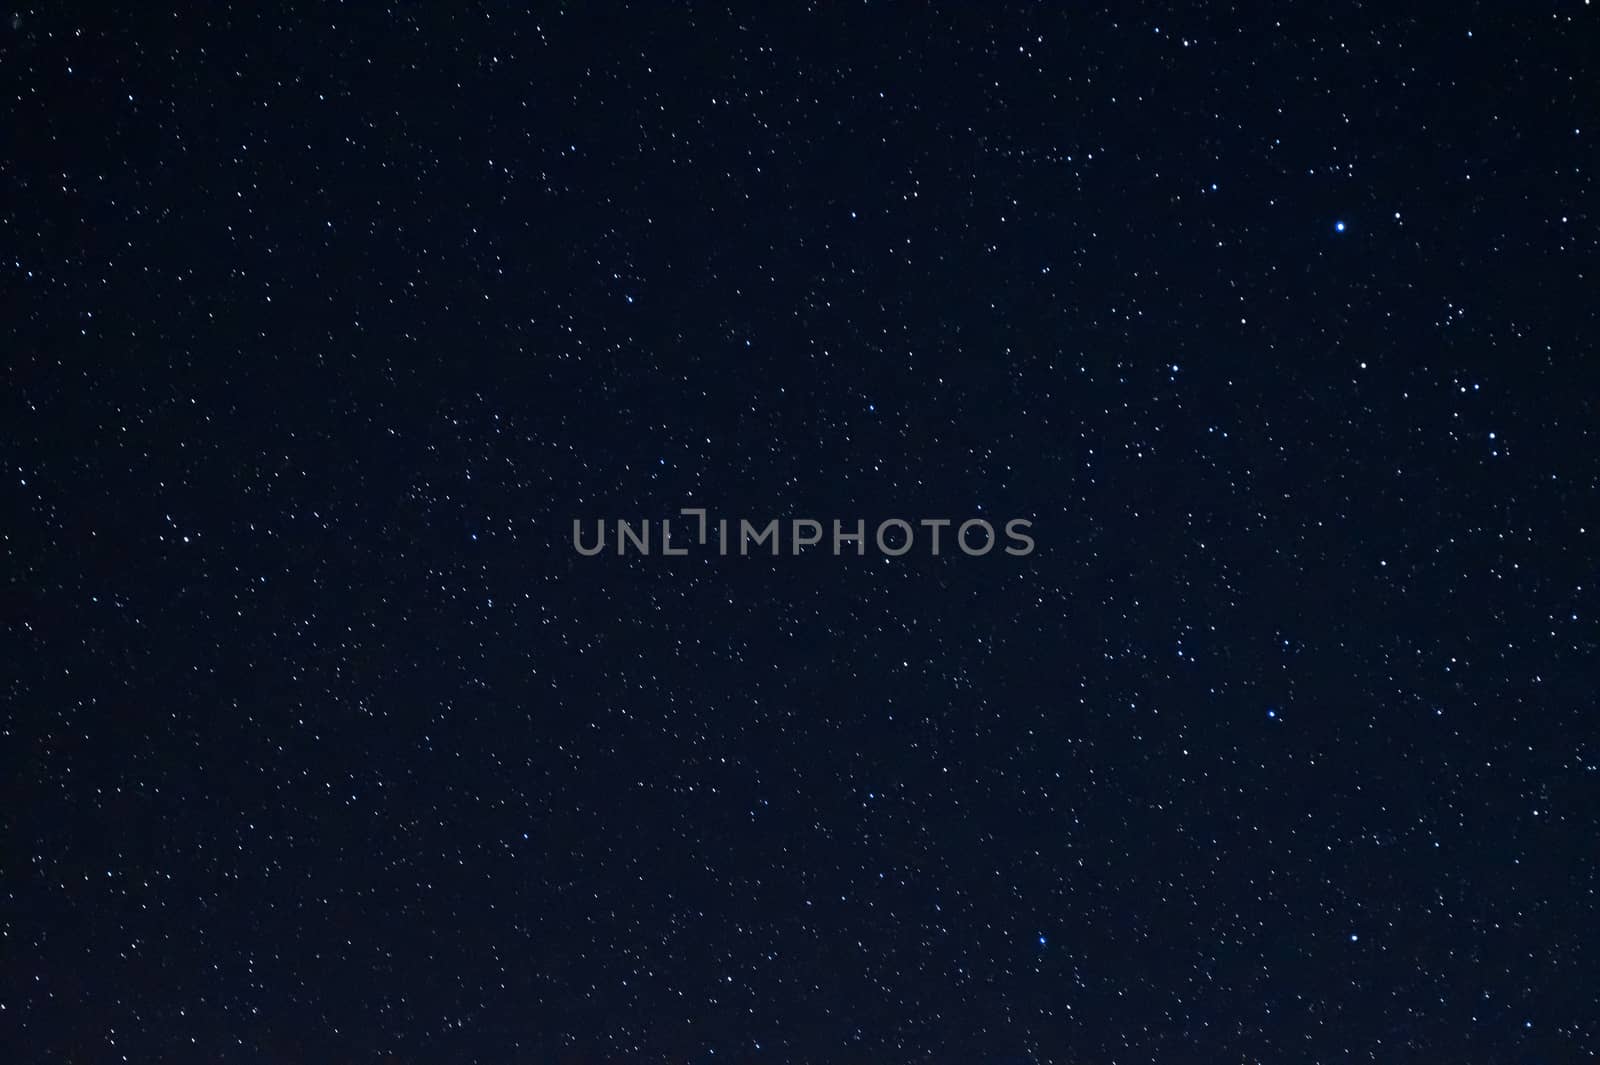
[{"x1": 6, "y1": 4, "x2": 1599, "y2": 1063}]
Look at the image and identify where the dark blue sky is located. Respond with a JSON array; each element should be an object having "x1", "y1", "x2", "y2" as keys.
[{"x1": 6, "y1": 4, "x2": 1597, "y2": 1062}]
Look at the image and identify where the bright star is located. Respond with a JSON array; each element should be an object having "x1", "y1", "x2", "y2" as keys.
[{"x1": 1335, "y1": 221, "x2": 1346, "y2": 233}]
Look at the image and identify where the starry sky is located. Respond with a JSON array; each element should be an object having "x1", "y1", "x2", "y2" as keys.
[{"x1": 5, "y1": 4, "x2": 1599, "y2": 1063}]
